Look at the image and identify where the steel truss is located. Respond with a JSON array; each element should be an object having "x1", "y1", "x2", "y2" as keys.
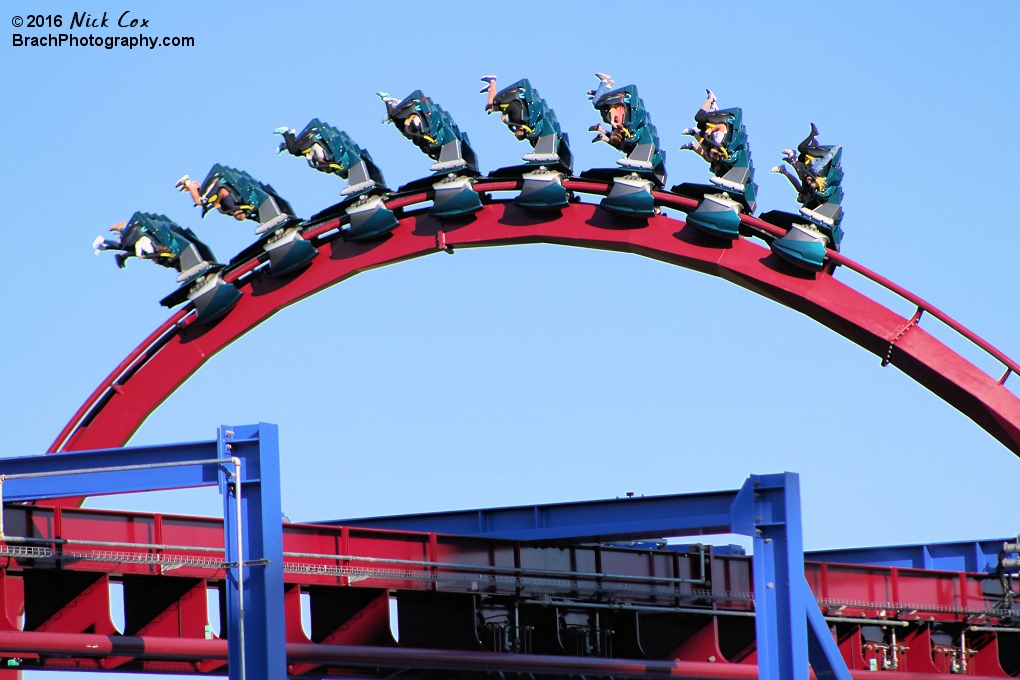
[{"x1": 0, "y1": 426, "x2": 1016, "y2": 679}]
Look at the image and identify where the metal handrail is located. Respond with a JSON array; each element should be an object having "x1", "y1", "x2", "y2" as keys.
[
  {"x1": 825, "y1": 250, "x2": 1020, "y2": 384},
  {"x1": 653, "y1": 190, "x2": 1019, "y2": 385},
  {"x1": 282, "y1": 548, "x2": 707, "y2": 586}
]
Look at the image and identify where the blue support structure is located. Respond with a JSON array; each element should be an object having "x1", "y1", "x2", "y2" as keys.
[
  {"x1": 0, "y1": 423, "x2": 285, "y2": 680},
  {"x1": 219, "y1": 424, "x2": 287, "y2": 680},
  {"x1": 807, "y1": 537, "x2": 1013, "y2": 572},
  {"x1": 731, "y1": 473, "x2": 808, "y2": 680},
  {"x1": 336, "y1": 472, "x2": 852, "y2": 680},
  {"x1": 331, "y1": 489, "x2": 739, "y2": 540},
  {"x1": 0, "y1": 429, "x2": 858, "y2": 680},
  {"x1": 804, "y1": 579, "x2": 853, "y2": 680}
]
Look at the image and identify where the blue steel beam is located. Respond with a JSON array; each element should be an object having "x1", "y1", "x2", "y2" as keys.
[
  {"x1": 0, "y1": 424, "x2": 286, "y2": 680},
  {"x1": 340, "y1": 472, "x2": 853, "y2": 680},
  {"x1": 219, "y1": 424, "x2": 286, "y2": 680},
  {"x1": 732, "y1": 473, "x2": 809, "y2": 680},
  {"x1": 330, "y1": 489, "x2": 738, "y2": 542},
  {"x1": 0, "y1": 440, "x2": 222, "y2": 500},
  {"x1": 807, "y1": 538, "x2": 1014, "y2": 573},
  {"x1": 730, "y1": 474, "x2": 851, "y2": 680},
  {"x1": 803, "y1": 579, "x2": 853, "y2": 680}
]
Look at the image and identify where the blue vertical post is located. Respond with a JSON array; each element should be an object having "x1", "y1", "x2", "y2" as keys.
[
  {"x1": 219, "y1": 423, "x2": 287, "y2": 680},
  {"x1": 731, "y1": 472, "x2": 808, "y2": 680}
]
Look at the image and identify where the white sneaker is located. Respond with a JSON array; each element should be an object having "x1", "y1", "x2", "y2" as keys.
[
  {"x1": 594, "y1": 72, "x2": 614, "y2": 86},
  {"x1": 771, "y1": 165, "x2": 784, "y2": 173},
  {"x1": 681, "y1": 127, "x2": 698, "y2": 136}
]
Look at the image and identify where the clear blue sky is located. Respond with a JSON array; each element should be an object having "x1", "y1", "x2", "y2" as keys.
[{"x1": 2, "y1": 0, "x2": 1020, "y2": 665}]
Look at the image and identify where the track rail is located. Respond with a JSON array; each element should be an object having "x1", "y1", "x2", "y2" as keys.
[{"x1": 50, "y1": 179, "x2": 1020, "y2": 463}]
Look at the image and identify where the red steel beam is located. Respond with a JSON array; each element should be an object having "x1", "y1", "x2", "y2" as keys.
[
  {"x1": 49, "y1": 187, "x2": 1020, "y2": 464},
  {"x1": 0, "y1": 504, "x2": 1009, "y2": 621}
]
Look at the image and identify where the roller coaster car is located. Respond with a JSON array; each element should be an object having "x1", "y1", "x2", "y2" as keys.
[
  {"x1": 768, "y1": 145, "x2": 845, "y2": 272},
  {"x1": 582, "y1": 82, "x2": 667, "y2": 218},
  {"x1": 93, "y1": 212, "x2": 239, "y2": 324},
  {"x1": 486, "y1": 79, "x2": 574, "y2": 211},
  {"x1": 763, "y1": 210, "x2": 843, "y2": 273},
  {"x1": 198, "y1": 165, "x2": 317, "y2": 275},
  {"x1": 674, "y1": 108, "x2": 757, "y2": 240},
  {"x1": 670, "y1": 183, "x2": 753, "y2": 241},
  {"x1": 384, "y1": 90, "x2": 483, "y2": 220},
  {"x1": 276, "y1": 120, "x2": 398, "y2": 243},
  {"x1": 159, "y1": 245, "x2": 242, "y2": 325}
]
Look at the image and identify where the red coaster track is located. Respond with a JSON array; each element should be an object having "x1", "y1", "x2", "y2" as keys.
[{"x1": 51, "y1": 180, "x2": 1020, "y2": 463}]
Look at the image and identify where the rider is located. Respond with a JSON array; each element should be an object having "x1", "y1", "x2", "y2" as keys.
[
  {"x1": 771, "y1": 123, "x2": 832, "y2": 208},
  {"x1": 588, "y1": 73, "x2": 628, "y2": 148},
  {"x1": 176, "y1": 176, "x2": 248, "y2": 221},
  {"x1": 680, "y1": 89, "x2": 731, "y2": 162},
  {"x1": 92, "y1": 221, "x2": 150, "y2": 268},
  {"x1": 276, "y1": 124, "x2": 332, "y2": 172},
  {"x1": 376, "y1": 89, "x2": 480, "y2": 177},
  {"x1": 795, "y1": 123, "x2": 839, "y2": 178},
  {"x1": 378, "y1": 92, "x2": 433, "y2": 153},
  {"x1": 586, "y1": 72, "x2": 667, "y2": 187},
  {"x1": 92, "y1": 213, "x2": 208, "y2": 270},
  {"x1": 273, "y1": 119, "x2": 388, "y2": 196},
  {"x1": 174, "y1": 165, "x2": 296, "y2": 236},
  {"x1": 481, "y1": 76, "x2": 529, "y2": 140},
  {"x1": 478, "y1": 75, "x2": 573, "y2": 178}
]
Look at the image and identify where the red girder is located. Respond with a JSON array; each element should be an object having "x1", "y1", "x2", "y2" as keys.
[
  {"x1": 1, "y1": 504, "x2": 1009, "y2": 619},
  {"x1": 0, "y1": 503, "x2": 1016, "y2": 675},
  {"x1": 49, "y1": 181, "x2": 1020, "y2": 462}
]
